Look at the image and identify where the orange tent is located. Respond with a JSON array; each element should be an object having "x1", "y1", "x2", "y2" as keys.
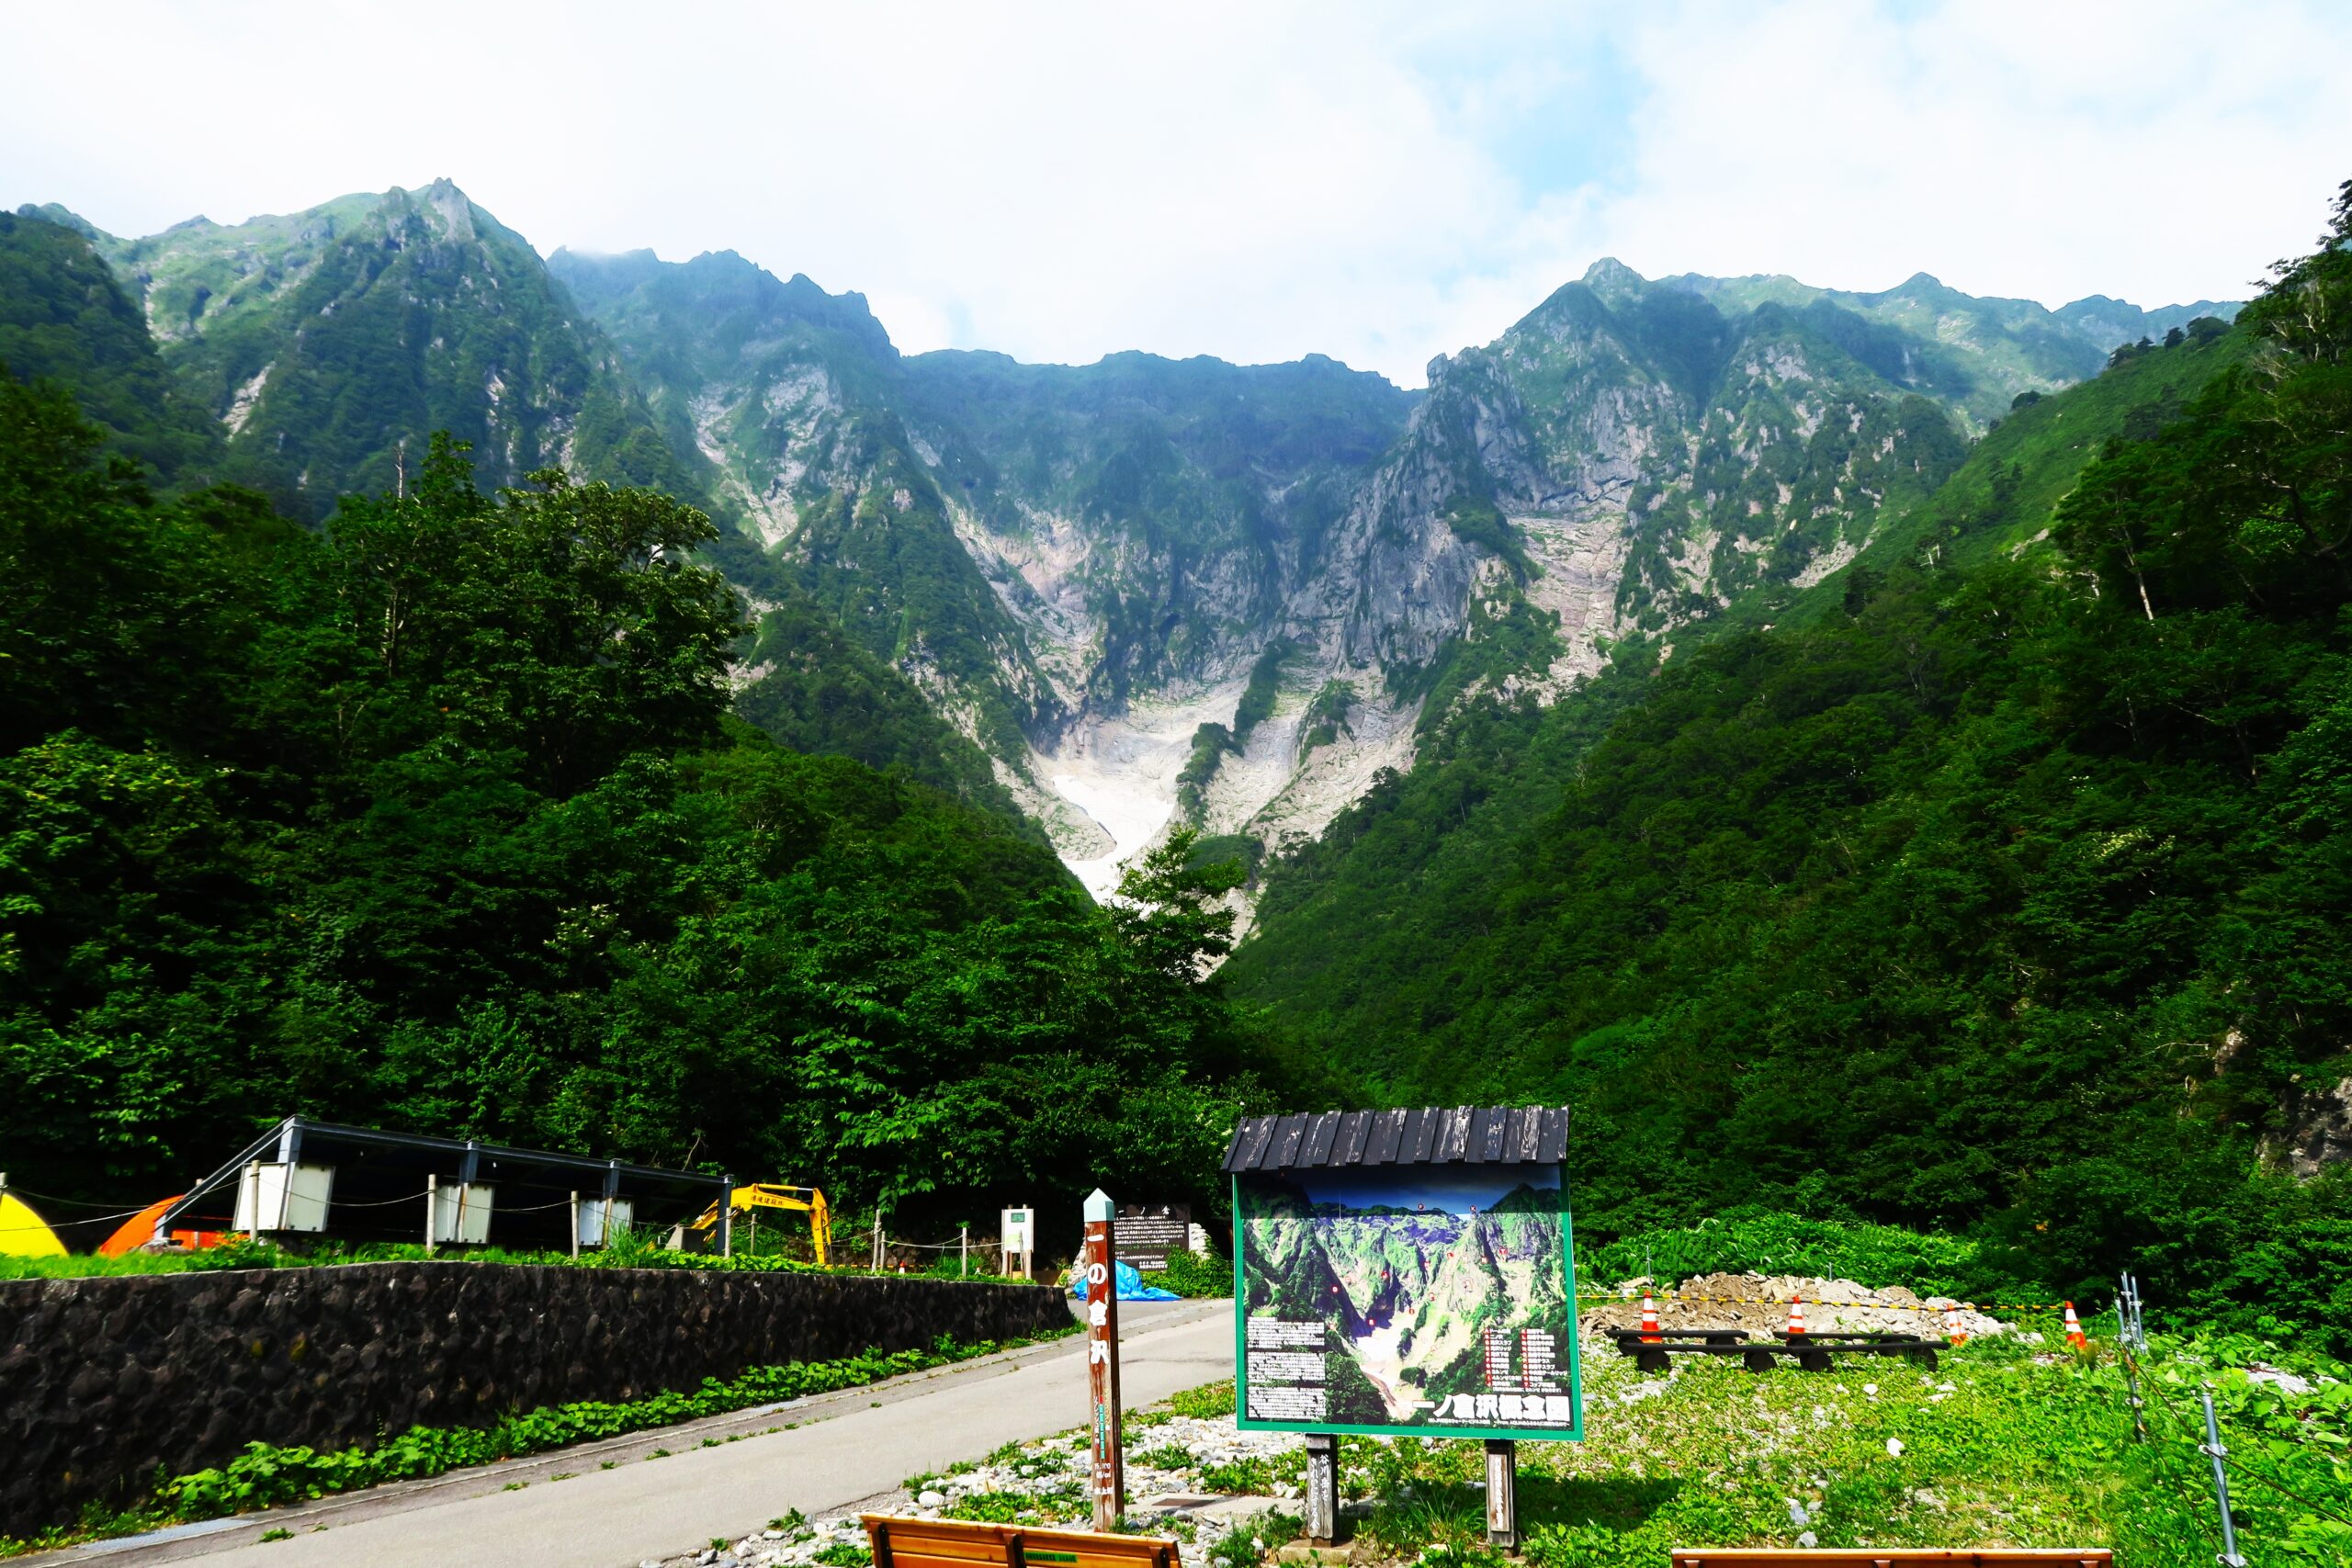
[{"x1": 96, "y1": 1195, "x2": 225, "y2": 1258}]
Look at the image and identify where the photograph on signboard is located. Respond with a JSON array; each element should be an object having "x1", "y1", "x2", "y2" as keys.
[{"x1": 1235, "y1": 1162, "x2": 1580, "y2": 1439}]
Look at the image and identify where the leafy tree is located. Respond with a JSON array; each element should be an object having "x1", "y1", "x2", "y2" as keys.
[{"x1": 1114, "y1": 829, "x2": 1245, "y2": 979}]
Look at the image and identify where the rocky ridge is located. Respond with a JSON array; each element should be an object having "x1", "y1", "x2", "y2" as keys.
[{"x1": 28, "y1": 184, "x2": 2240, "y2": 891}]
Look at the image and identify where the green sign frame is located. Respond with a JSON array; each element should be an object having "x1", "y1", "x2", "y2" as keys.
[{"x1": 1228, "y1": 1164, "x2": 1583, "y2": 1441}]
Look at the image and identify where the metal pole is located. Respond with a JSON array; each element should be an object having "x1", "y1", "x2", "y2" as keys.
[
  {"x1": 424, "y1": 1173, "x2": 437, "y2": 1256},
  {"x1": 1303, "y1": 1433, "x2": 1340, "y2": 1544},
  {"x1": 1485, "y1": 1439, "x2": 1519, "y2": 1550},
  {"x1": 2117, "y1": 1319, "x2": 2147, "y2": 1442},
  {"x1": 720, "y1": 1177, "x2": 733, "y2": 1258},
  {"x1": 873, "y1": 1211, "x2": 883, "y2": 1272},
  {"x1": 1083, "y1": 1189, "x2": 1125, "y2": 1530},
  {"x1": 961, "y1": 1225, "x2": 968, "y2": 1279},
  {"x1": 570, "y1": 1191, "x2": 580, "y2": 1258},
  {"x1": 2199, "y1": 1388, "x2": 2248, "y2": 1568}
]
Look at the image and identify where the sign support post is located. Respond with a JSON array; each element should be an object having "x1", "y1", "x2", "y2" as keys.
[
  {"x1": 1485, "y1": 1439, "x2": 1519, "y2": 1549},
  {"x1": 1303, "y1": 1432, "x2": 1340, "y2": 1544},
  {"x1": 1083, "y1": 1188, "x2": 1125, "y2": 1530}
]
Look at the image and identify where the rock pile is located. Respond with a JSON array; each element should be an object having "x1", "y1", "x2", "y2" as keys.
[{"x1": 1580, "y1": 1273, "x2": 2010, "y2": 1340}]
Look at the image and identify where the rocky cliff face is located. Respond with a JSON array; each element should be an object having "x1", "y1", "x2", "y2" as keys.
[
  {"x1": 562, "y1": 247, "x2": 2212, "y2": 893},
  {"x1": 556, "y1": 246, "x2": 1419, "y2": 874},
  {"x1": 45, "y1": 181, "x2": 2234, "y2": 896}
]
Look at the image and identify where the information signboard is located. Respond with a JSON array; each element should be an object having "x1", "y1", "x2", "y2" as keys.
[
  {"x1": 1114, "y1": 1203, "x2": 1191, "y2": 1271},
  {"x1": 1233, "y1": 1162, "x2": 1580, "y2": 1440}
]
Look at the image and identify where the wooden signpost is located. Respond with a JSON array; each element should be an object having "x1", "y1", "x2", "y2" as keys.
[{"x1": 1082, "y1": 1188, "x2": 1125, "y2": 1530}]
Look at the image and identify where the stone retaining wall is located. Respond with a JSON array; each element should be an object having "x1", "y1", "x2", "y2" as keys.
[{"x1": 0, "y1": 1263, "x2": 1069, "y2": 1534}]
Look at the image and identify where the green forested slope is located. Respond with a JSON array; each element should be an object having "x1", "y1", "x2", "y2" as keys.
[
  {"x1": 1228, "y1": 185, "x2": 2352, "y2": 1341},
  {"x1": 0, "y1": 389, "x2": 1259, "y2": 1221},
  {"x1": 0, "y1": 210, "x2": 221, "y2": 481},
  {"x1": 712, "y1": 535, "x2": 1037, "y2": 827},
  {"x1": 80, "y1": 182, "x2": 700, "y2": 520}
]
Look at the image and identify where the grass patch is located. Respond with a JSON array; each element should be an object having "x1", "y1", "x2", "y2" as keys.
[
  {"x1": 942, "y1": 1484, "x2": 1086, "y2": 1525},
  {"x1": 1165, "y1": 1380, "x2": 1236, "y2": 1421},
  {"x1": 1338, "y1": 1333, "x2": 2352, "y2": 1568}
]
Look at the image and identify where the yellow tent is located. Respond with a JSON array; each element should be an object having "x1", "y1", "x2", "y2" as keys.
[{"x1": 0, "y1": 1190, "x2": 68, "y2": 1257}]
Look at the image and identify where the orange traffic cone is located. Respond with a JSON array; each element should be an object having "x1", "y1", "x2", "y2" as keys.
[
  {"x1": 1640, "y1": 1292, "x2": 1662, "y2": 1344},
  {"x1": 2063, "y1": 1301, "x2": 2087, "y2": 1350},
  {"x1": 1941, "y1": 1303, "x2": 1967, "y2": 1347},
  {"x1": 1785, "y1": 1295, "x2": 1807, "y2": 1338}
]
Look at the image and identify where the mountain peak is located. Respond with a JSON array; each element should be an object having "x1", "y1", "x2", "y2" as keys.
[
  {"x1": 1887, "y1": 271, "x2": 1960, "y2": 302},
  {"x1": 1581, "y1": 256, "x2": 1648, "y2": 294},
  {"x1": 15, "y1": 201, "x2": 102, "y2": 241},
  {"x1": 406, "y1": 176, "x2": 478, "y2": 242}
]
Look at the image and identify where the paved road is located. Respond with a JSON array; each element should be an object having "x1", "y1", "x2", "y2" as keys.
[{"x1": 60, "y1": 1301, "x2": 1231, "y2": 1568}]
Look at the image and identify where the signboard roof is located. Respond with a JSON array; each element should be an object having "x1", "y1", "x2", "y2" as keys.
[{"x1": 1220, "y1": 1107, "x2": 1568, "y2": 1174}]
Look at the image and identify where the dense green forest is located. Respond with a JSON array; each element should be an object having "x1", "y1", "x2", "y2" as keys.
[
  {"x1": 0, "y1": 396, "x2": 1266, "y2": 1224},
  {"x1": 1228, "y1": 179, "x2": 2352, "y2": 1345},
  {"x1": 0, "y1": 209, "x2": 222, "y2": 482}
]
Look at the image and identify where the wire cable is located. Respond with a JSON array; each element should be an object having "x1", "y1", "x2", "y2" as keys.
[
  {"x1": 0, "y1": 1186, "x2": 156, "y2": 1210},
  {"x1": 2120, "y1": 1348, "x2": 2352, "y2": 1535},
  {"x1": 37, "y1": 1204, "x2": 165, "y2": 1230}
]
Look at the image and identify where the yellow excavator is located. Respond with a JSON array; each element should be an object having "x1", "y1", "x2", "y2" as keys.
[{"x1": 688, "y1": 1183, "x2": 831, "y2": 1265}]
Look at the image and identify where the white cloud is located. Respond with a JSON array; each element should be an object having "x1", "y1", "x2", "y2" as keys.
[{"x1": 3, "y1": 0, "x2": 2346, "y2": 385}]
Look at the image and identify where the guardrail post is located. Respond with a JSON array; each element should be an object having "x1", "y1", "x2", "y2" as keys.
[{"x1": 2199, "y1": 1387, "x2": 2248, "y2": 1567}]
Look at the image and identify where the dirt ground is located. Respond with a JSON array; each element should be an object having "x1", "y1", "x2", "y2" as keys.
[{"x1": 1579, "y1": 1271, "x2": 2012, "y2": 1339}]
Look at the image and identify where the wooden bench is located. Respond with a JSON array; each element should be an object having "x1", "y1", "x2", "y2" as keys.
[
  {"x1": 863, "y1": 1515, "x2": 1181, "y2": 1568},
  {"x1": 1671, "y1": 1551, "x2": 2113, "y2": 1567}
]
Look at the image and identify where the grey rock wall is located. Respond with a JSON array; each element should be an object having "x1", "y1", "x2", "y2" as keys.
[{"x1": 0, "y1": 1262, "x2": 1068, "y2": 1534}]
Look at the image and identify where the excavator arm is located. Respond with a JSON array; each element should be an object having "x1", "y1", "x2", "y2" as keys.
[{"x1": 688, "y1": 1184, "x2": 831, "y2": 1266}]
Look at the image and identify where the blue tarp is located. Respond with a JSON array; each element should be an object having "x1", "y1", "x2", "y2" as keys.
[{"x1": 1069, "y1": 1259, "x2": 1180, "y2": 1302}]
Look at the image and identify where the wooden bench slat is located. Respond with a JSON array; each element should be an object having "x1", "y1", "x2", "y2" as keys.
[{"x1": 863, "y1": 1515, "x2": 1177, "y2": 1568}]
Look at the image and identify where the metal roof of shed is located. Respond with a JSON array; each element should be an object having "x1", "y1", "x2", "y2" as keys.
[{"x1": 1220, "y1": 1107, "x2": 1568, "y2": 1174}]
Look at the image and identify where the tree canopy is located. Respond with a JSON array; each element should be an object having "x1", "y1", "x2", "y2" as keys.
[{"x1": 0, "y1": 397, "x2": 1263, "y2": 1230}]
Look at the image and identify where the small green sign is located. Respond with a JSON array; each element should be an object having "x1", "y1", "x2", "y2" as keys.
[{"x1": 1231, "y1": 1163, "x2": 1581, "y2": 1440}]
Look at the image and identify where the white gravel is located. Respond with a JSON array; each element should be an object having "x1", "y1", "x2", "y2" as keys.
[{"x1": 647, "y1": 1412, "x2": 1303, "y2": 1568}]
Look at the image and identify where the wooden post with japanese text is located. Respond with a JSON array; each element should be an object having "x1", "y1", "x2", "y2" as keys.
[{"x1": 1083, "y1": 1187, "x2": 1125, "y2": 1529}]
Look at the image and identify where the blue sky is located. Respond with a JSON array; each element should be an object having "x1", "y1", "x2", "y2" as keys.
[{"x1": 6, "y1": 1, "x2": 2347, "y2": 385}]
